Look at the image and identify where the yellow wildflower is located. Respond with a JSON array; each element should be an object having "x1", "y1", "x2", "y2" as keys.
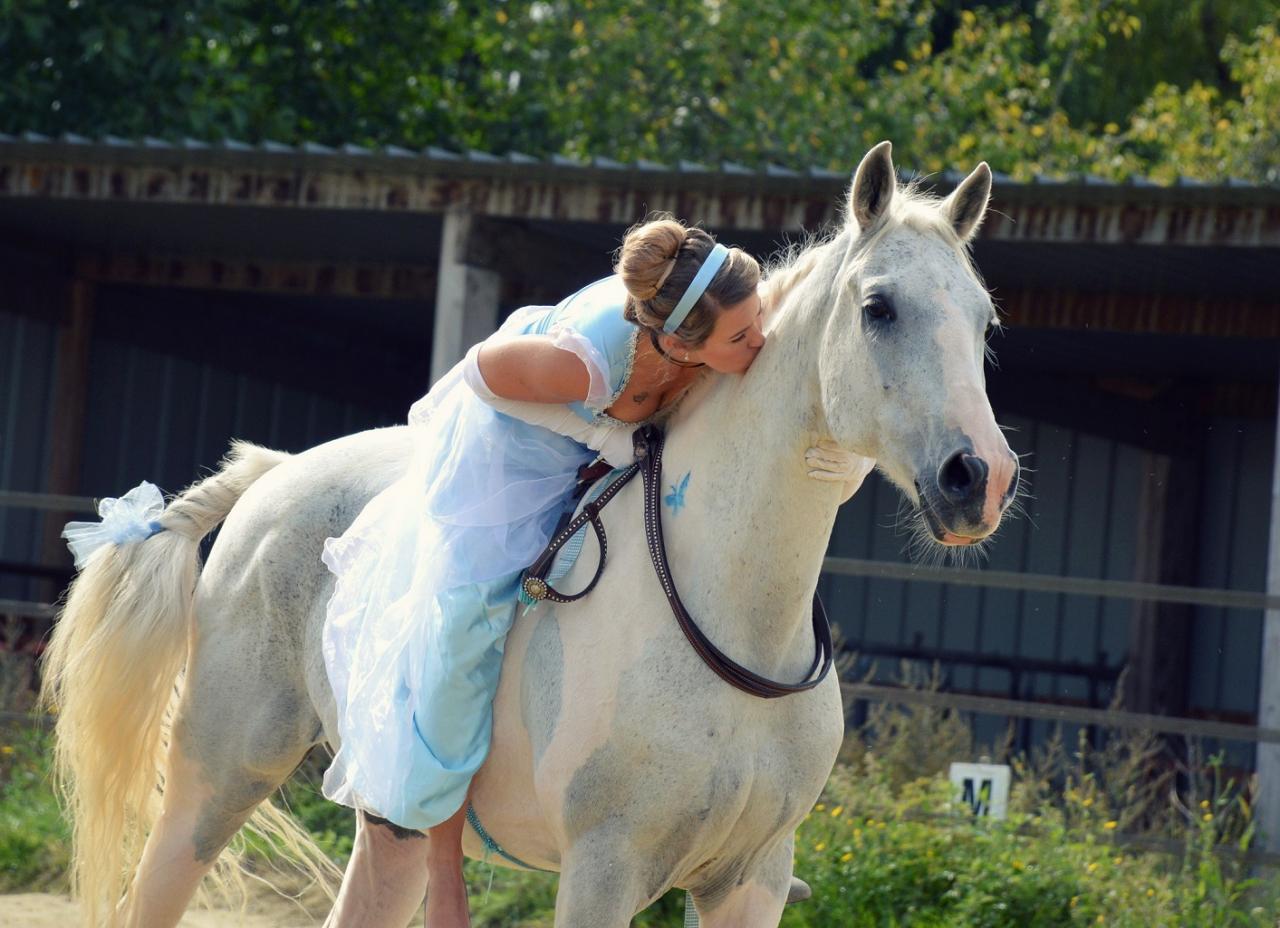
[
  {"x1": 814, "y1": 842, "x2": 826, "y2": 852},
  {"x1": 1082, "y1": 797, "x2": 1094, "y2": 808},
  {"x1": 1103, "y1": 821, "x2": 1118, "y2": 830},
  {"x1": 814, "y1": 803, "x2": 826, "y2": 813},
  {"x1": 830, "y1": 806, "x2": 843, "y2": 817},
  {"x1": 0, "y1": 745, "x2": 13, "y2": 755},
  {"x1": 1203, "y1": 813, "x2": 1213, "y2": 822},
  {"x1": 1200, "y1": 799, "x2": 1210, "y2": 810},
  {"x1": 840, "y1": 852, "x2": 853, "y2": 863},
  {"x1": 1086, "y1": 862, "x2": 1099, "y2": 874}
]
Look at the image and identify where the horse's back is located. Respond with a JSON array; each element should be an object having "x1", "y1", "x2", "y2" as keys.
[{"x1": 190, "y1": 425, "x2": 416, "y2": 747}]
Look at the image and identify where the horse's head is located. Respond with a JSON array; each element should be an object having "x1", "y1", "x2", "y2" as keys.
[{"x1": 817, "y1": 141, "x2": 1018, "y2": 547}]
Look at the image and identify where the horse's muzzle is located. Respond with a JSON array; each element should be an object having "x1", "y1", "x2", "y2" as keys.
[{"x1": 917, "y1": 449, "x2": 1019, "y2": 544}]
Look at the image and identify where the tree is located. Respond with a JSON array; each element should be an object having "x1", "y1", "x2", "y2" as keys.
[{"x1": 0, "y1": 0, "x2": 1275, "y2": 183}]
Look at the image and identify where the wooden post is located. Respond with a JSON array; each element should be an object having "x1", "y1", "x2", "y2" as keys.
[
  {"x1": 1257, "y1": 371, "x2": 1280, "y2": 851},
  {"x1": 430, "y1": 210, "x2": 501, "y2": 385},
  {"x1": 1125, "y1": 451, "x2": 1197, "y2": 718},
  {"x1": 39, "y1": 279, "x2": 95, "y2": 599}
]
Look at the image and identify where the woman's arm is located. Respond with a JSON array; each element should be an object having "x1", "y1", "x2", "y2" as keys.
[{"x1": 475, "y1": 336, "x2": 593, "y2": 404}]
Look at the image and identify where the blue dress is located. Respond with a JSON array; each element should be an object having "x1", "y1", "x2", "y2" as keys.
[{"x1": 321, "y1": 276, "x2": 639, "y2": 829}]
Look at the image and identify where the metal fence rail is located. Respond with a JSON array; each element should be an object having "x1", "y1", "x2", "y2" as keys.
[
  {"x1": 823, "y1": 556, "x2": 1280, "y2": 612},
  {"x1": 842, "y1": 682, "x2": 1280, "y2": 746},
  {"x1": 0, "y1": 490, "x2": 96, "y2": 513}
]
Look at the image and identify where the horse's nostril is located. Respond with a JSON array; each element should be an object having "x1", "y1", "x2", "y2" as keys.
[
  {"x1": 1002, "y1": 454, "x2": 1021, "y2": 506},
  {"x1": 938, "y1": 452, "x2": 987, "y2": 504}
]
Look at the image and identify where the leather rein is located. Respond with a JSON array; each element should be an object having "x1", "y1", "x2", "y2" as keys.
[{"x1": 520, "y1": 425, "x2": 834, "y2": 699}]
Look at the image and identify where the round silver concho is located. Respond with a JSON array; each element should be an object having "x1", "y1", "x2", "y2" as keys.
[{"x1": 522, "y1": 576, "x2": 549, "y2": 601}]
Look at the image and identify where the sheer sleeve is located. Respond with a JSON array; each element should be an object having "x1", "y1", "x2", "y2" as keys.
[{"x1": 547, "y1": 323, "x2": 612, "y2": 411}]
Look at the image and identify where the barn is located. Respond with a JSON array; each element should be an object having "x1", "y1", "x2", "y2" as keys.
[{"x1": 2, "y1": 131, "x2": 1277, "y2": 831}]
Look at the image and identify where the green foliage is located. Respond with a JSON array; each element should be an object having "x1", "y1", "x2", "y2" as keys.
[
  {"x1": 0, "y1": 724, "x2": 68, "y2": 892},
  {"x1": 1, "y1": 713, "x2": 1277, "y2": 924},
  {"x1": 0, "y1": 1, "x2": 1275, "y2": 182}
]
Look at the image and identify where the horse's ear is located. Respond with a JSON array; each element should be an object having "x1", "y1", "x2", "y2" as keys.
[
  {"x1": 849, "y1": 140, "x2": 896, "y2": 232},
  {"x1": 943, "y1": 162, "x2": 992, "y2": 243}
]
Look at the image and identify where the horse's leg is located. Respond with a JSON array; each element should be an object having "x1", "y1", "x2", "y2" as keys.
[
  {"x1": 553, "y1": 838, "x2": 646, "y2": 928},
  {"x1": 321, "y1": 812, "x2": 428, "y2": 928},
  {"x1": 120, "y1": 615, "x2": 319, "y2": 926},
  {"x1": 688, "y1": 842, "x2": 793, "y2": 928},
  {"x1": 119, "y1": 736, "x2": 280, "y2": 927}
]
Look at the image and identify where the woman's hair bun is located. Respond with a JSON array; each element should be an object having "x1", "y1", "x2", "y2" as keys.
[
  {"x1": 617, "y1": 218, "x2": 686, "y2": 302},
  {"x1": 614, "y1": 214, "x2": 758, "y2": 346}
]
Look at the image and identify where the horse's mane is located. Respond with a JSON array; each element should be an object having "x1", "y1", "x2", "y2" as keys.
[{"x1": 760, "y1": 179, "x2": 986, "y2": 323}]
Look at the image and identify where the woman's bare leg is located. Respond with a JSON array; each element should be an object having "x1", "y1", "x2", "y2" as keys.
[
  {"x1": 425, "y1": 802, "x2": 471, "y2": 927},
  {"x1": 322, "y1": 812, "x2": 428, "y2": 928}
]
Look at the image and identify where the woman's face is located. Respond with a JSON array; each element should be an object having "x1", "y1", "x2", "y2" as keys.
[{"x1": 673, "y1": 291, "x2": 766, "y2": 374}]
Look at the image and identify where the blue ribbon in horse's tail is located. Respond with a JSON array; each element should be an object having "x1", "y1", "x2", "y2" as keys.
[{"x1": 62, "y1": 480, "x2": 167, "y2": 569}]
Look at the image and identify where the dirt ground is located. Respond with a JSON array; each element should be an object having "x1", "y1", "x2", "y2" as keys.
[
  {"x1": 0, "y1": 892, "x2": 310, "y2": 927},
  {"x1": 0, "y1": 881, "x2": 423, "y2": 928}
]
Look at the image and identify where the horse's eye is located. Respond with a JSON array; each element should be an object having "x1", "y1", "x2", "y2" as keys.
[{"x1": 863, "y1": 296, "x2": 895, "y2": 323}]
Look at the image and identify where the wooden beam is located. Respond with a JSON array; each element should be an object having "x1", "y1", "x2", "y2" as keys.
[
  {"x1": 1000, "y1": 289, "x2": 1280, "y2": 339},
  {"x1": 4, "y1": 149, "x2": 1276, "y2": 244},
  {"x1": 75, "y1": 253, "x2": 436, "y2": 301}
]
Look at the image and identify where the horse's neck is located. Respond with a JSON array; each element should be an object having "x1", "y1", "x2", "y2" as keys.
[{"x1": 659, "y1": 308, "x2": 844, "y2": 679}]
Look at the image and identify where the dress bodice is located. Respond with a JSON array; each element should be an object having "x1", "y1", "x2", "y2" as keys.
[{"x1": 513, "y1": 276, "x2": 639, "y2": 424}]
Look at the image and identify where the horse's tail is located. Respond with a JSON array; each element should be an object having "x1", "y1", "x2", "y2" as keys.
[{"x1": 39, "y1": 440, "x2": 292, "y2": 925}]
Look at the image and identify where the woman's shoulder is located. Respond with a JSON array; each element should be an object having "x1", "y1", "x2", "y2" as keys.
[
  {"x1": 546, "y1": 276, "x2": 635, "y2": 350},
  {"x1": 558, "y1": 275, "x2": 629, "y2": 322}
]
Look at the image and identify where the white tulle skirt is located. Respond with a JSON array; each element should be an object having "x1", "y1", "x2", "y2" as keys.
[{"x1": 320, "y1": 362, "x2": 595, "y2": 829}]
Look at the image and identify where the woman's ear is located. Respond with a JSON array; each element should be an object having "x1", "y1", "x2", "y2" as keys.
[{"x1": 656, "y1": 331, "x2": 681, "y2": 356}]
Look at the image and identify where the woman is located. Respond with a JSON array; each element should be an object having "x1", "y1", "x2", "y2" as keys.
[{"x1": 320, "y1": 215, "x2": 852, "y2": 925}]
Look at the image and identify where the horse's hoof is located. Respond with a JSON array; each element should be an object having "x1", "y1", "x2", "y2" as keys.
[{"x1": 786, "y1": 876, "x2": 812, "y2": 904}]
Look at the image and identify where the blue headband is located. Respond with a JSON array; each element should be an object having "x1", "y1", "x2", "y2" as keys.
[{"x1": 662, "y1": 243, "x2": 730, "y2": 334}]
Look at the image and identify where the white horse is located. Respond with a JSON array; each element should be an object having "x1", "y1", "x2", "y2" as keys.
[{"x1": 42, "y1": 141, "x2": 1018, "y2": 927}]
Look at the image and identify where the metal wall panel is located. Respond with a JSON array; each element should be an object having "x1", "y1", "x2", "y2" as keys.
[
  {"x1": 0, "y1": 306, "x2": 59, "y2": 602},
  {"x1": 1186, "y1": 417, "x2": 1272, "y2": 767},
  {"x1": 78, "y1": 333, "x2": 405, "y2": 499},
  {"x1": 0, "y1": 281, "x2": 426, "y2": 608}
]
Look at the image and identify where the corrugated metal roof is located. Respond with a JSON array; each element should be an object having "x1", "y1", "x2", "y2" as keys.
[{"x1": 2, "y1": 129, "x2": 1276, "y2": 199}]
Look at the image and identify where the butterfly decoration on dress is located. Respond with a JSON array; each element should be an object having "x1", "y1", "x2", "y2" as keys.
[{"x1": 664, "y1": 471, "x2": 691, "y2": 514}]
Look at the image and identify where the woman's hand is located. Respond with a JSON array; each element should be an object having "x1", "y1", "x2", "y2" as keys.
[{"x1": 805, "y1": 440, "x2": 875, "y2": 502}]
